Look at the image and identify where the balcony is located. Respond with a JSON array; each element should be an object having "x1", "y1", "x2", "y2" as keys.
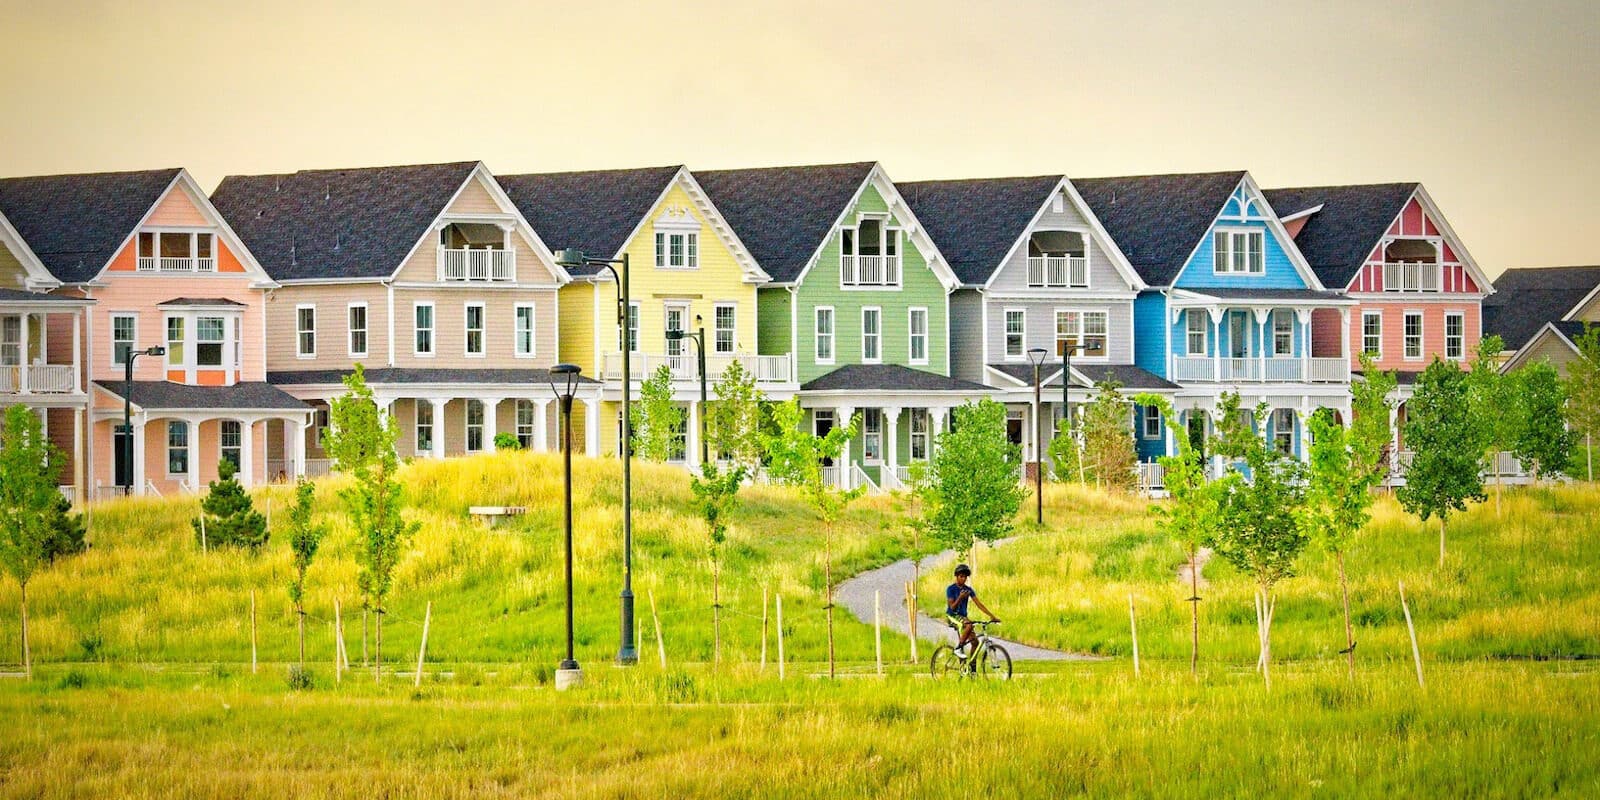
[
  {"x1": 841, "y1": 255, "x2": 900, "y2": 287},
  {"x1": 0, "y1": 364, "x2": 79, "y2": 394},
  {"x1": 440, "y1": 248, "x2": 515, "y2": 281},
  {"x1": 1171, "y1": 356, "x2": 1348, "y2": 383},
  {"x1": 1381, "y1": 262, "x2": 1442, "y2": 292},
  {"x1": 601, "y1": 352, "x2": 793, "y2": 384},
  {"x1": 136, "y1": 256, "x2": 216, "y2": 273},
  {"x1": 1026, "y1": 256, "x2": 1089, "y2": 288}
]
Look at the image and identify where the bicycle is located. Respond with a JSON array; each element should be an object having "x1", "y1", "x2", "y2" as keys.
[{"x1": 930, "y1": 620, "x2": 1012, "y2": 681}]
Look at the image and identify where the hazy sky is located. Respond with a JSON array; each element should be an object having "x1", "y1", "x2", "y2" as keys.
[{"x1": 2, "y1": 0, "x2": 1596, "y2": 274}]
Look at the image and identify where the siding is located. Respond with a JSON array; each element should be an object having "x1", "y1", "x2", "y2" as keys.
[
  {"x1": 89, "y1": 266, "x2": 267, "y2": 384},
  {"x1": 265, "y1": 284, "x2": 388, "y2": 371},
  {"x1": 558, "y1": 281, "x2": 598, "y2": 373},
  {"x1": 0, "y1": 241, "x2": 28, "y2": 289},
  {"x1": 1174, "y1": 186, "x2": 1308, "y2": 291},
  {"x1": 757, "y1": 287, "x2": 791, "y2": 356},
  {"x1": 949, "y1": 289, "x2": 984, "y2": 382},
  {"x1": 1347, "y1": 302, "x2": 1481, "y2": 370},
  {"x1": 1133, "y1": 292, "x2": 1168, "y2": 377},
  {"x1": 1513, "y1": 333, "x2": 1582, "y2": 375},
  {"x1": 984, "y1": 299, "x2": 1133, "y2": 366},
  {"x1": 392, "y1": 174, "x2": 561, "y2": 286},
  {"x1": 987, "y1": 189, "x2": 1131, "y2": 295}
]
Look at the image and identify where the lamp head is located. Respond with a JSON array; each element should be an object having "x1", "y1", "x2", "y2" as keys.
[
  {"x1": 549, "y1": 363, "x2": 581, "y2": 400},
  {"x1": 555, "y1": 248, "x2": 587, "y2": 268},
  {"x1": 1027, "y1": 347, "x2": 1048, "y2": 367},
  {"x1": 145, "y1": 345, "x2": 166, "y2": 357},
  {"x1": 664, "y1": 330, "x2": 685, "y2": 342}
]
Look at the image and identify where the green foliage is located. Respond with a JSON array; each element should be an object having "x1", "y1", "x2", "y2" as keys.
[
  {"x1": 1210, "y1": 391, "x2": 1259, "y2": 464},
  {"x1": 191, "y1": 459, "x2": 268, "y2": 551},
  {"x1": 1509, "y1": 361, "x2": 1575, "y2": 479},
  {"x1": 1466, "y1": 335, "x2": 1515, "y2": 469},
  {"x1": 1080, "y1": 381, "x2": 1137, "y2": 491},
  {"x1": 762, "y1": 398, "x2": 861, "y2": 517},
  {"x1": 1134, "y1": 394, "x2": 1223, "y2": 559},
  {"x1": 492, "y1": 432, "x2": 521, "y2": 451},
  {"x1": 1047, "y1": 418, "x2": 1081, "y2": 483},
  {"x1": 1350, "y1": 352, "x2": 1399, "y2": 485},
  {"x1": 1398, "y1": 359, "x2": 1487, "y2": 528},
  {"x1": 924, "y1": 399, "x2": 1023, "y2": 557},
  {"x1": 704, "y1": 359, "x2": 767, "y2": 472},
  {"x1": 286, "y1": 479, "x2": 326, "y2": 611},
  {"x1": 1568, "y1": 324, "x2": 1600, "y2": 479},
  {"x1": 1303, "y1": 355, "x2": 1396, "y2": 557},
  {"x1": 632, "y1": 364, "x2": 684, "y2": 462},
  {"x1": 1210, "y1": 394, "x2": 1309, "y2": 593},
  {"x1": 690, "y1": 462, "x2": 746, "y2": 562},
  {"x1": 0, "y1": 405, "x2": 65, "y2": 590},
  {"x1": 43, "y1": 493, "x2": 85, "y2": 563}
]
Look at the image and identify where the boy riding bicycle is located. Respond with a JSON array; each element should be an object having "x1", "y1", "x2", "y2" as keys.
[{"x1": 946, "y1": 563, "x2": 999, "y2": 659}]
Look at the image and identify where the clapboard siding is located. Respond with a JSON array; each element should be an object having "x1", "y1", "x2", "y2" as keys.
[
  {"x1": 984, "y1": 298, "x2": 1133, "y2": 365},
  {"x1": 949, "y1": 288, "x2": 984, "y2": 383},
  {"x1": 1347, "y1": 302, "x2": 1480, "y2": 370}
]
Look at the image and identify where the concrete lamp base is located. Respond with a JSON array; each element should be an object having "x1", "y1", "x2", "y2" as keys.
[{"x1": 554, "y1": 667, "x2": 584, "y2": 691}]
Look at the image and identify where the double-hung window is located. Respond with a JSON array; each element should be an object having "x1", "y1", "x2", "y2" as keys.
[
  {"x1": 815, "y1": 307, "x2": 835, "y2": 363},
  {"x1": 622, "y1": 302, "x2": 640, "y2": 354},
  {"x1": 655, "y1": 231, "x2": 699, "y2": 269},
  {"x1": 516, "y1": 400, "x2": 536, "y2": 449},
  {"x1": 1271, "y1": 311, "x2": 1293, "y2": 356},
  {"x1": 465, "y1": 399, "x2": 485, "y2": 452},
  {"x1": 1403, "y1": 311, "x2": 1423, "y2": 360},
  {"x1": 167, "y1": 421, "x2": 189, "y2": 475},
  {"x1": 514, "y1": 303, "x2": 536, "y2": 358},
  {"x1": 1142, "y1": 406, "x2": 1162, "y2": 439},
  {"x1": 1056, "y1": 310, "x2": 1109, "y2": 358},
  {"x1": 347, "y1": 304, "x2": 368, "y2": 358},
  {"x1": 1213, "y1": 230, "x2": 1265, "y2": 274},
  {"x1": 1362, "y1": 312, "x2": 1383, "y2": 357},
  {"x1": 908, "y1": 307, "x2": 928, "y2": 364},
  {"x1": 1186, "y1": 312, "x2": 1208, "y2": 355},
  {"x1": 111, "y1": 314, "x2": 136, "y2": 366},
  {"x1": 196, "y1": 317, "x2": 225, "y2": 367},
  {"x1": 713, "y1": 304, "x2": 736, "y2": 354},
  {"x1": 910, "y1": 408, "x2": 929, "y2": 460},
  {"x1": 464, "y1": 303, "x2": 485, "y2": 357},
  {"x1": 414, "y1": 303, "x2": 434, "y2": 356},
  {"x1": 1444, "y1": 312, "x2": 1465, "y2": 360},
  {"x1": 862, "y1": 408, "x2": 882, "y2": 462},
  {"x1": 220, "y1": 420, "x2": 242, "y2": 470},
  {"x1": 296, "y1": 305, "x2": 316, "y2": 358},
  {"x1": 861, "y1": 307, "x2": 881, "y2": 362},
  {"x1": 415, "y1": 401, "x2": 434, "y2": 453},
  {"x1": 1005, "y1": 310, "x2": 1026, "y2": 358},
  {"x1": 166, "y1": 317, "x2": 186, "y2": 367},
  {"x1": 0, "y1": 317, "x2": 16, "y2": 367}
]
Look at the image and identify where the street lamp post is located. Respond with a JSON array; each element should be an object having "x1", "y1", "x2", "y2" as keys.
[
  {"x1": 664, "y1": 317, "x2": 709, "y2": 467},
  {"x1": 121, "y1": 345, "x2": 166, "y2": 496},
  {"x1": 1028, "y1": 348, "x2": 1048, "y2": 525},
  {"x1": 550, "y1": 363, "x2": 583, "y2": 690},
  {"x1": 554, "y1": 249, "x2": 637, "y2": 666}
]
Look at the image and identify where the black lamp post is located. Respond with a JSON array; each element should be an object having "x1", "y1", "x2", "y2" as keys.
[
  {"x1": 664, "y1": 316, "x2": 709, "y2": 467},
  {"x1": 554, "y1": 249, "x2": 637, "y2": 666},
  {"x1": 1028, "y1": 347, "x2": 1048, "y2": 525},
  {"x1": 120, "y1": 345, "x2": 166, "y2": 496},
  {"x1": 550, "y1": 362, "x2": 582, "y2": 688}
]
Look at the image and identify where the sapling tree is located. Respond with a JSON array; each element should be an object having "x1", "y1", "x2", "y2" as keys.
[
  {"x1": 191, "y1": 459, "x2": 268, "y2": 551},
  {"x1": 704, "y1": 358, "x2": 767, "y2": 473},
  {"x1": 1047, "y1": 417, "x2": 1082, "y2": 484},
  {"x1": 286, "y1": 478, "x2": 326, "y2": 666},
  {"x1": 1397, "y1": 358, "x2": 1486, "y2": 567},
  {"x1": 632, "y1": 364, "x2": 685, "y2": 462},
  {"x1": 1566, "y1": 324, "x2": 1600, "y2": 481},
  {"x1": 0, "y1": 405, "x2": 70, "y2": 679},
  {"x1": 1466, "y1": 336, "x2": 1515, "y2": 511},
  {"x1": 324, "y1": 365, "x2": 419, "y2": 681},
  {"x1": 690, "y1": 461, "x2": 746, "y2": 665},
  {"x1": 924, "y1": 399, "x2": 1024, "y2": 559},
  {"x1": 1133, "y1": 393, "x2": 1223, "y2": 676},
  {"x1": 1079, "y1": 381, "x2": 1137, "y2": 491},
  {"x1": 1509, "y1": 361, "x2": 1576, "y2": 481},
  {"x1": 763, "y1": 397, "x2": 862, "y2": 678}
]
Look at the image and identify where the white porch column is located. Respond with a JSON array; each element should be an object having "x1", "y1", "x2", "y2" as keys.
[
  {"x1": 883, "y1": 406, "x2": 902, "y2": 488},
  {"x1": 686, "y1": 400, "x2": 701, "y2": 470},
  {"x1": 73, "y1": 407, "x2": 85, "y2": 503},
  {"x1": 535, "y1": 399, "x2": 550, "y2": 452},
  {"x1": 132, "y1": 416, "x2": 147, "y2": 495},
  {"x1": 292, "y1": 416, "x2": 308, "y2": 478},
  {"x1": 838, "y1": 404, "x2": 855, "y2": 489},
  {"x1": 186, "y1": 418, "x2": 201, "y2": 494},
  {"x1": 1253, "y1": 308, "x2": 1270, "y2": 381},
  {"x1": 428, "y1": 398, "x2": 447, "y2": 459},
  {"x1": 17, "y1": 311, "x2": 29, "y2": 394},
  {"x1": 1339, "y1": 307, "x2": 1352, "y2": 362},
  {"x1": 931, "y1": 405, "x2": 946, "y2": 439},
  {"x1": 583, "y1": 397, "x2": 601, "y2": 457},
  {"x1": 1210, "y1": 310, "x2": 1223, "y2": 382},
  {"x1": 482, "y1": 397, "x2": 503, "y2": 452},
  {"x1": 1298, "y1": 398, "x2": 1311, "y2": 462},
  {"x1": 240, "y1": 419, "x2": 256, "y2": 488},
  {"x1": 1296, "y1": 308, "x2": 1312, "y2": 380},
  {"x1": 72, "y1": 313, "x2": 82, "y2": 393},
  {"x1": 1388, "y1": 404, "x2": 1401, "y2": 475}
]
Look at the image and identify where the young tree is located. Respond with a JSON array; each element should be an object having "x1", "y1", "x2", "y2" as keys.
[
  {"x1": 632, "y1": 364, "x2": 685, "y2": 462},
  {"x1": 323, "y1": 365, "x2": 419, "y2": 681},
  {"x1": 42, "y1": 494, "x2": 85, "y2": 563},
  {"x1": 690, "y1": 461, "x2": 746, "y2": 665},
  {"x1": 286, "y1": 478, "x2": 327, "y2": 666},
  {"x1": 191, "y1": 459, "x2": 268, "y2": 551},
  {"x1": 1509, "y1": 361, "x2": 1576, "y2": 481},
  {"x1": 1047, "y1": 417, "x2": 1083, "y2": 484},
  {"x1": 704, "y1": 358, "x2": 767, "y2": 473},
  {"x1": 1078, "y1": 381, "x2": 1138, "y2": 491},
  {"x1": 924, "y1": 399, "x2": 1024, "y2": 558},
  {"x1": 1133, "y1": 394, "x2": 1224, "y2": 676},
  {"x1": 0, "y1": 405, "x2": 69, "y2": 678},
  {"x1": 1566, "y1": 324, "x2": 1600, "y2": 481},
  {"x1": 1209, "y1": 393, "x2": 1308, "y2": 690},
  {"x1": 1466, "y1": 336, "x2": 1515, "y2": 511},
  {"x1": 762, "y1": 398, "x2": 862, "y2": 678},
  {"x1": 1397, "y1": 358, "x2": 1486, "y2": 567}
]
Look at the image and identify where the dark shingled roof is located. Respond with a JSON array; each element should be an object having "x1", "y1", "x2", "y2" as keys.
[
  {"x1": 988, "y1": 362, "x2": 1179, "y2": 390},
  {"x1": 1073, "y1": 172, "x2": 1246, "y2": 287},
  {"x1": 0, "y1": 288, "x2": 89, "y2": 304},
  {"x1": 1181, "y1": 287, "x2": 1347, "y2": 301},
  {"x1": 800, "y1": 364, "x2": 993, "y2": 393},
  {"x1": 268, "y1": 367, "x2": 597, "y2": 386},
  {"x1": 94, "y1": 381, "x2": 309, "y2": 411},
  {"x1": 496, "y1": 167, "x2": 680, "y2": 277},
  {"x1": 159, "y1": 297, "x2": 246, "y2": 307},
  {"x1": 899, "y1": 176, "x2": 1063, "y2": 286},
  {"x1": 696, "y1": 163, "x2": 876, "y2": 283},
  {"x1": 211, "y1": 162, "x2": 479, "y2": 281},
  {"x1": 0, "y1": 168, "x2": 181, "y2": 284},
  {"x1": 1484, "y1": 266, "x2": 1600, "y2": 351},
  {"x1": 1262, "y1": 183, "x2": 1418, "y2": 289}
]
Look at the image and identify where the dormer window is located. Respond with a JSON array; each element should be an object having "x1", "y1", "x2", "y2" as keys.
[
  {"x1": 654, "y1": 231, "x2": 699, "y2": 269},
  {"x1": 841, "y1": 216, "x2": 901, "y2": 288},
  {"x1": 137, "y1": 231, "x2": 215, "y2": 272},
  {"x1": 1213, "y1": 230, "x2": 1264, "y2": 274},
  {"x1": 1382, "y1": 239, "x2": 1441, "y2": 292},
  {"x1": 438, "y1": 222, "x2": 514, "y2": 281},
  {"x1": 1027, "y1": 231, "x2": 1088, "y2": 288}
]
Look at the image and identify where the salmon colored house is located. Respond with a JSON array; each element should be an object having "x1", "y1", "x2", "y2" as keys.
[{"x1": 0, "y1": 169, "x2": 308, "y2": 499}]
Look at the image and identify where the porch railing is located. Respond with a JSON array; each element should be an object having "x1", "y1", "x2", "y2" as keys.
[
  {"x1": 1026, "y1": 256, "x2": 1089, "y2": 287},
  {"x1": 1168, "y1": 356, "x2": 1348, "y2": 383},
  {"x1": 137, "y1": 256, "x2": 216, "y2": 272},
  {"x1": 1381, "y1": 262, "x2": 1443, "y2": 292},
  {"x1": 1136, "y1": 462, "x2": 1165, "y2": 493},
  {"x1": 841, "y1": 255, "x2": 901, "y2": 287},
  {"x1": 440, "y1": 248, "x2": 515, "y2": 281},
  {"x1": 0, "y1": 364, "x2": 79, "y2": 394},
  {"x1": 601, "y1": 352, "x2": 793, "y2": 383}
]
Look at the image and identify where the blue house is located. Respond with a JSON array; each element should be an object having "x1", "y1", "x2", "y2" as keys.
[{"x1": 1076, "y1": 172, "x2": 1355, "y2": 467}]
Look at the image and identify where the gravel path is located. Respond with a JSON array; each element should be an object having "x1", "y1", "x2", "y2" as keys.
[{"x1": 834, "y1": 542, "x2": 1095, "y2": 662}]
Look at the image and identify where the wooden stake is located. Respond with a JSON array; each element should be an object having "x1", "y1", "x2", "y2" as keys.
[
  {"x1": 906, "y1": 580, "x2": 918, "y2": 664},
  {"x1": 266, "y1": 497, "x2": 272, "y2": 531},
  {"x1": 1399, "y1": 580, "x2": 1424, "y2": 689},
  {"x1": 760, "y1": 586, "x2": 769, "y2": 672},
  {"x1": 776, "y1": 593, "x2": 785, "y2": 680},
  {"x1": 414, "y1": 601, "x2": 432, "y2": 688},
  {"x1": 334, "y1": 598, "x2": 345, "y2": 683},
  {"x1": 1129, "y1": 593, "x2": 1141, "y2": 678},
  {"x1": 874, "y1": 589, "x2": 883, "y2": 676},
  {"x1": 250, "y1": 590, "x2": 258, "y2": 674},
  {"x1": 649, "y1": 590, "x2": 666, "y2": 669},
  {"x1": 199, "y1": 515, "x2": 208, "y2": 554}
]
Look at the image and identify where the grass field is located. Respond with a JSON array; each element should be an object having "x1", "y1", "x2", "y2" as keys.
[{"x1": 0, "y1": 454, "x2": 1596, "y2": 798}]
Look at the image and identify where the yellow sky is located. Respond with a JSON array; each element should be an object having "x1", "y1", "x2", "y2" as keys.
[{"x1": 2, "y1": 0, "x2": 1596, "y2": 274}]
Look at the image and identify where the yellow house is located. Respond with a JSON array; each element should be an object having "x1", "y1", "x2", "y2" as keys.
[{"x1": 499, "y1": 166, "x2": 791, "y2": 462}]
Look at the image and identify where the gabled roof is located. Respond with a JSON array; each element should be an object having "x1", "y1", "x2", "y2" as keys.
[
  {"x1": 1262, "y1": 183, "x2": 1419, "y2": 288},
  {"x1": 695, "y1": 162, "x2": 877, "y2": 283},
  {"x1": 1502, "y1": 321, "x2": 1593, "y2": 373},
  {"x1": 211, "y1": 161, "x2": 481, "y2": 281},
  {"x1": 93, "y1": 381, "x2": 309, "y2": 411},
  {"x1": 899, "y1": 175, "x2": 1065, "y2": 285},
  {"x1": 1073, "y1": 171, "x2": 1246, "y2": 287},
  {"x1": 987, "y1": 362, "x2": 1178, "y2": 390},
  {"x1": 800, "y1": 364, "x2": 992, "y2": 393},
  {"x1": 497, "y1": 166, "x2": 681, "y2": 277},
  {"x1": 1485, "y1": 266, "x2": 1600, "y2": 350},
  {"x1": 0, "y1": 168, "x2": 182, "y2": 284}
]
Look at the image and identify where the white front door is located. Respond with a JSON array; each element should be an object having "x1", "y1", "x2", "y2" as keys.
[{"x1": 665, "y1": 303, "x2": 689, "y2": 374}]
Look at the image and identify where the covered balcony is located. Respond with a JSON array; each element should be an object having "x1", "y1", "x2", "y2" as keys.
[
  {"x1": 1168, "y1": 289, "x2": 1354, "y2": 384},
  {"x1": 436, "y1": 221, "x2": 515, "y2": 281},
  {"x1": 0, "y1": 292, "x2": 89, "y2": 399},
  {"x1": 1026, "y1": 230, "x2": 1089, "y2": 288}
]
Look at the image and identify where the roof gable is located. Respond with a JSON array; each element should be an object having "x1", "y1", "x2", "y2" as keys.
[
  {"x1": 1262, "y1": 183, "x2": 1417, "y2": 288},
  {"x1": 1169, "y1": 175, "x2": 1323, "y2": 290},
  {"x1": 496, "y1": 166, "x2": 681, "y2": 276},
  {"x1": 899, "y1": 175, "x2": 1063, "y2": 285},
  {"x1": 0, "y1": 208, "x2": 55, "y2": 289},
  {"x1": 1485, "y1": 265, "x2": 1600, "y2": 350},
  {"x1": 695, "y1": 162, "x2": 877, "y2": 283},
  {"x1": 0, "y1": 168, "x2": 182, "y2": 284},
  {"x1": 1073, "y1": 171, "x2": 1246, "y2": 287}
]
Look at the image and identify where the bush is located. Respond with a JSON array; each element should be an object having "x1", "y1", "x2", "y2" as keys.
[
  {"x1": 493, "y1": 433, "x2": 521, "y2": 451},
  {"x1": 192, "y1": 460, "x2": 268, "y2": 551},
  {"x1": 286, "y1": 665, "x2": 315, "y2": 691}
]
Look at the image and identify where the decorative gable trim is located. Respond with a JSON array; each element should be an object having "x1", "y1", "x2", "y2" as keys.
[
  {"x1": 608, "y1": 167, "x2": 771, "y2": 285},
  {"x1": 791, "y1": 163, "x2": 960, "y2": 292},
  {"x1": 1398, "y1": 185, "x2": 1492, "y2": 297},
  {"x1": 1564, "y1": 281, "x2": 1600, "y2": 322},
  {"x1": 1168, "y1": 173, "x2": 1325, "y2": 291},
  {"x1": 981, "y1": 176, "x2": 1147, "y2": 293},
  {"x1": 88, "y1": 169, "x2": 278, "y2": 288},
  {"x1": 0, "y1": 208, "x2": 58, "y2": 290},
  {"x1": 387, "y1": 162, "x2": 571, "y2": 287}
]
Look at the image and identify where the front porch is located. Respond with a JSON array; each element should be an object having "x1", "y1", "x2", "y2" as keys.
[{"x1": 1168, "y1": 289, "x2": 1354, "y2": 384}]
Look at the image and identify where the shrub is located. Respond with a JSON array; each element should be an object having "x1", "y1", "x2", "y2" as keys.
[
  {"x1": 287, "y1": 665, "x2": 315, "y2": 691},
  {"x1": 493, "y1": 432, "x2": 521, "y2": 451},
  {"x1": 191, "y1": 460, "x2": 268, "y2": 551}
]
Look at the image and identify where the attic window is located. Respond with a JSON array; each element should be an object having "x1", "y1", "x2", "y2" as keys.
[{"x1": 137, "y1": 232, "x2": 216, "y2": 272}]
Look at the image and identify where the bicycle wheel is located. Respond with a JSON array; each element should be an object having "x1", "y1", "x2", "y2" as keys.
[
  {"x1": 930, "y1": 645, "x2": 961, "y2": 679},
  {"x1": 979, "y1": 643, "x2": 1012, "y2": 681}
]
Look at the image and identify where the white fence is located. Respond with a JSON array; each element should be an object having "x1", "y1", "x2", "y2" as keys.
[
  {"x1": 440, "y1": 248, "x2": 515, "y2": 281},
  {"x1": 1026, "y1": 256, "x2": 1089, "y2": 288},
  {"x1": 840, "y1": 255, "x2": 901, "y2": 287},
  {"x1": 137, "y1": 256, "x2": 215, "y2": 272}
]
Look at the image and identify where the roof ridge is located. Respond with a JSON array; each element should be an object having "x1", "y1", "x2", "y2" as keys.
[{"x1": 0, "y1": 167, "x2": 182, "y2": 182}]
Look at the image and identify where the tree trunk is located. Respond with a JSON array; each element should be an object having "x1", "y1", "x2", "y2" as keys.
[
  {"x1": 297, "y1": 606, "x2": 306, "y2": 666},
  {"x1": 362, "y1": 609, "x2": 369, "y2": 667},
  {"x1": 1338, "y1": 552, "x2": 1355, "y2": 680},
  {"x1": 825, "y1": 524, "x2": 835, "y2": 680},
  {"x1": 1262, "y1": 590, "x2": 1275, "y2": 692},
  {"x1": 19, "y1": 581, "x2": 31, "y2": 680},
  {"x1": 1188, "y1": 547, "x2": 1200, "y2": 677},
  {"x1": 374, "y1": 609, "x2": 383, "y2": 683},
  {"x1": 712, "y1": 558, "x2": 721, "y2": 667},
  {"x1": 1439, "y1": 515, "x2": 1447, "y2": 568}
]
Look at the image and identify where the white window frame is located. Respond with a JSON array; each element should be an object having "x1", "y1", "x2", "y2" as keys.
[
  {"x1": 413, "y1": 301, "x2": 435, "y2": 357},
  {"x1": 194, "y1": 315, "x2": 226, "y2": 368},
  {"x1": 514, "y1": 302, "x2": 536, "y2": 359},
  {"x1": 415, "y1": 401, "x2": 434, "y2": 454},
  {"x1": 908, "y1": 307, "x2": 928, "y2": 365},
  {"x1": 110, "y1": 313, "x2": 138, "y2": 367},
  {"x1": 814, "y1": 306, "x2": 835, "y2": 365},
  {"x1": 655, "y1": 230, "x2": 700, "y2": 270},
  {"x1": 624, "y1": 302, "x2": 640, "y2": 354},
  {"x1": 1271, "y1": 409, "x2": 1295, "y2": 455},
  {"x1": 1444, "y1": 310, "x2": 1465, "y2": 361},
  {"x1": 813, "y1": 409, "x2": 835, "y2": 438},
  {"x1": 1056, "y1": 309, "x2": 1110, "y2": 360},
  {"x1": 1186, "y1": 311, "x2": 1208, "y2": 356},
  {"x1": 862, "y1": 408, "x2": 883, "y2": 463},
  {"x1": 1142, "y1": 405, "x2": 1162, "y2": 440},
  {"x1": 1403, "y1": 310, "x2": 1424, "y2": 361},
  {"x1": 1271, "y1": 310, "x2": 1293, "y2": 357},
  {"x1": 515, "y1": 399, "x2": 536, "y2": 449},
  {"x1": 713, "y1": 303, "x2": 736, "y2": 355},
  {"x1": 166, "y1": 420, "x2": 189, "y2": 476},
  {"x1": 296, "y1": 304, "x2": 316, "y2": 359},
  {"x1": 347, "y1": 302, "x2": 368, "y2": 359},
  {"x1": 465, "y1": 398, "x2": 485, "y2": 453},
  {"x1": 313, "y1": 407, "x2": 329, "y2": 449},
  {"x1": 861, "y1": 306, "x2": 882, "y2": 364},
  {"x1": 1362, "y1": 311, "x2": 1383, "y2": 358},
  {"x1": 165, "y1": 315, "x2": 185, "y2": 368},
  {"x1": 219, "y1": 420, "x2": 242, "y2": 470},
  {"x1": 464, "y1": 302, "x2": 486, "y2": 358},
  {"x1": 1212, "y1": 228, "x2": 1265, "y2": 275},
  {"x1": 1004, "y1": 309, "x2": 1026, "y2": 360}
]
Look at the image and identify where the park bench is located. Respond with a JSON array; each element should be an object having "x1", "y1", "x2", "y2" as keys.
[{"x1": 469, "y1": 505, "x2": 526, "y2": 528}]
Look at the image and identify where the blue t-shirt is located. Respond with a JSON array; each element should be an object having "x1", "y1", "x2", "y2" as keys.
[{"x1": 946, "y1": 582, "x2": 975, "y2": 618}]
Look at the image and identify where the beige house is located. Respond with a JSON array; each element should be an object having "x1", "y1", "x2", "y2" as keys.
[{"x1": 212, "y1": 161, "x2": 591, "y2": 473}]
